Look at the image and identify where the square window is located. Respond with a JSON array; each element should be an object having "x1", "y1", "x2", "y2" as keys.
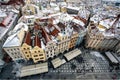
[{"x1": 51, "y1": 54, "x2": 52, "y2": 56}]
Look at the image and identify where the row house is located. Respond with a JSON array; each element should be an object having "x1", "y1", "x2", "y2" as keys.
[
  {"x1": 72, "y1": 16, "x2": 87, "y2": 47},
  {"x1": 21, "y1": 32, "x2": 32, "y2": 60},
  {"x1": 0, "y1": 11, "x2": 20, "y2": 60},
  {"x1": 43, "y1": 23, "x2": 59, "y2": 59},
  {"x1": 3, "y1": 22, "x2": 28, "y2": 61},
  {"x1": 85, "y1": 14, "x2": 120, "y2": 51},
  {"x1": 21, "y1": 25, "x2": 46, "y2": 63},
  {"x1": 3, "y1": 29, "x2": 25, "y2": 61},
  {"x1": 18, "y1": 1, "x2": 42, "y2": 28},
  {"x1": 31, "y1": 35, "x2": 46, "y2": 63},
  {"x1": 56, "y1": 22, "x2": 70, "y2": 53}
]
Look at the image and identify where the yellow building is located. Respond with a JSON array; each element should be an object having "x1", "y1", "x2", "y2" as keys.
[
  {"x1": 23, "y1": 0, "x2": 39, "y2": 16},
  {"x1": 69, "y1": 32, "x2": 78, "y2": 49},
  {"x1": 85, "y1": 21, "x2": 119, "y2": 51},
  {"x1": 31, "y1": 35, "x2": 46, "y2": 63},
  {"x1": 21, "y1": 32, "x2": 32, "y2": 60}
]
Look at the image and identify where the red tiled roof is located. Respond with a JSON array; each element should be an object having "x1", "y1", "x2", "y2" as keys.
[
  {"x1": 24, "y1": 31, "x2": 31, "y2": 45},
  {"x1": 41, "y1": 28, "x2": 51, "y2": 43},
  {"x1": 0, "y1": 0, "x2": 25, "y2": 5},
  {"x1": 39, "y1": 18, "x2": 48, "y2": 22},
  {"x1": 34, "y1": 25, "x2": 40, "y2": 30},
  {"x1": 47, "y1": 23, "x2": 53, "y2": 28},
  {"x1": 0, "y1": 23, "x2": 6, "y2": 27},
  {"x1": 1, "y1": 13, "x2": 12, "y2": 27},
  {"x1": 34, "y1": 35, "x2": 41, "y2": 48},
  {"x1": 47, "y1": 23, "x2": 60, "y2": 36},
  {"x1": 57, "y1": 22, "x2": 66, "y2": 30},
  {"x1": 73, "y1": 16, "x2": 87, "y2": 24},
  {"x1": 50, "y1": 28, "x2": 60, "y2": 37},
  {"x1": 72, "y1": 25, "x2": 80, "y2": 32}
]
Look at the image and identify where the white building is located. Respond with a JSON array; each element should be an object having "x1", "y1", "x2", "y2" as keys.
[{"x1": 3, "y1": 22, "x2": 28, "y2": 61}]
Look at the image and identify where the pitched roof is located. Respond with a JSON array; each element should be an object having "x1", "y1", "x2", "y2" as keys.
[
  {"x1": 34, "y1": 35, "x2": 41, "y2": 48},
  {"x1": 57, "y1": 22, "x2": 66, "y2": 30},
  {"x1": 34, "y1": 25, "x2": 40, "y2": 30},
  {"x1": 73, "y1": 16, "x2": 87, "y2": 24},
  {"x1": 50, "y1": 28, "x2": 60, "y2": 37},
  {"x1": 41, "y1": 28, "x2": 51, "y2": 43},
  {"x1": 48, "y1": 23, "x2": 60, "y2": 36},
  {"x1": 24, "y1": 31, "x2": 31, "y2": 45}
]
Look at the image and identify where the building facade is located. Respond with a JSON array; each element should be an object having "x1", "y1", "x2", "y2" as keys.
[
  {"x1": 31, "y1": 35, "x2": 46, "y2": 63},
  {"x1": 85, "y1": 14, "x2": 120, "y2": 51},
  {"x1": 21, "y1": 32, "x2": 32, "y2": 60}
]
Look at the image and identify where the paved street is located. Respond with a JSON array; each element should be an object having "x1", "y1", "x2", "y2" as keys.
[{"x1": 0, "y1": 48, "x2": 120, "y2": 80}]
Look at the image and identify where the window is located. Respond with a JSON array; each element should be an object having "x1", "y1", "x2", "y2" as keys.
[
  {"x1": 35, "y1": 51, "x2": 37, "y2": 53},
  {"x1": 25, "y1": 52, "x2": 27, "y2": 54},
  {"x1": 38, "y1": 51, "x2": 40, "y2": 53},
  {"x1": 35, "y1": 58, "x2": 39, "y2": 60},
  {"x1": 47, "y1": 55, "x2": 49, "y2": 57},
  {"x1": 39, "y1": 54, "x2": 43, "y2": 56},
  {"x1": 14, "y1": 49, "x2": 16, "y2": 50},
  {"x1": 27, "y1": 55, "x2": 29, "y2": 57},
  {"x1": 34, "y1": 55, "x2": 38, "y2": 57},
  {"x1": 17, "y1": 48, "x2": 19, "y2": 50},
  {"x1": 11, "y1": 53, "x2": 14, "y2": 55},
  {"x1": 40, "y1": 57, "x2": 44, "y2": 59},
  {"x1": 24, "y1": 48, "x2": 26, "y2": 50},
  {"x1": 27, "y1": 48, "x2": 29, "y2": 50}
]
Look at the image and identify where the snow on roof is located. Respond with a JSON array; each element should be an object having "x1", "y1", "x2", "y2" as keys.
[
  {"x1": 99, "y1": 18, "x2": 116, "y2": 29},
  {"x1": 59, "y1": 14, "x2": 74, "y2": 22},
  {"x1": 12, "y1": 9, "x2": 19, "y2": 14},
  {"x1": 41, "y1": 40, "x2": 46, "y2": 49},
  {"x1": 13, "y1": 22, "x2": 28, "y2": 32},
  {"x1": 50, "y1": 2, "x2": 58, "y2": 7},
  {"x1": 2, "y1": 12, "x2": 14, "y2": 27},
  {"x1": 24, "y1": 15, "x2": 35, "y2": 19},
  {"x1": 58, "y1": 2, "x2": 67, "y2": 7},
  {"x1": 0, "y1": 13, "x2": 18, "y2": 40},
  {"x1": 67, "y1": 6, "x2": 80, "y2": 11},
  {"x1": 53, "y1": 19, "x2": 59, "y2": 24},
  {"x1": 0, "y1": 10, "x2": 7, "y2": 18},
  {"x1": 72, "y1": 18, "x2": 85, "y2": 26},
  {"x1": 3, "y1": 29, "x2": 25, "y2": 47}
]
